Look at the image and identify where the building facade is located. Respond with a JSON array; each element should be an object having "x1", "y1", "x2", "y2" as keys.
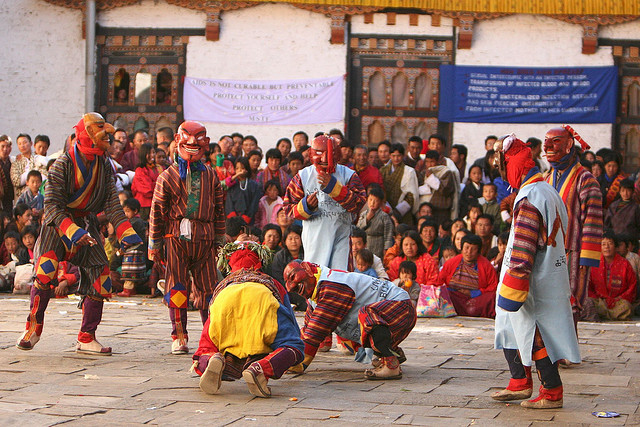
[{"x1": 1, "y1": 0, "x2": 640, "y2": 168}]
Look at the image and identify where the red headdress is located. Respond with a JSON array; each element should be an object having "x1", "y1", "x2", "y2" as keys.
[
  {"x1": 561, "y1": 124, "x2": 590, "y2": 151},
  {"x1": 495, "y1": 134, "x2": 536, "y2": 190},
  {"x1": 73, "y1": 116, "x2": 110, "y2": 161},
  {"x1": 217, "y1": 241, "x2": 273, "y2": 274}
]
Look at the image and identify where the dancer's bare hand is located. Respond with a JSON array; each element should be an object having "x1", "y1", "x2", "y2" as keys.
[
  {"x1": 77, "y1": 234, "x2": 97, "y2": 247},
  {"x1": 306, "y1": 191, "x2": 318, "y2": 210},
  {"x1": 317, "y1": 171, "x2": 331, "y2": 187}
]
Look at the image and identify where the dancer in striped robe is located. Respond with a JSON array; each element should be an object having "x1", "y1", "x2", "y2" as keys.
[
  {"x1": 16, "y1": 113, "x2": 143, "y2": 355},
  {"x1": 148, "y1": 121, "x2": 226, "y2": 355}
]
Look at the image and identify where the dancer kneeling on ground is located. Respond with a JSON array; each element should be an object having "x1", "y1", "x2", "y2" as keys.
[
  {"x1": 283, "y1": 260, "x2": 417, "y2": 379},
  {"x1": 192, "y1": 241, "x2": 304, "y2": 398}
]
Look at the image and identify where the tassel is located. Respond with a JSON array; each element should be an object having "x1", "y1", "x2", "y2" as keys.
[{"x1": 186, "y1": 161, "x2": 192, "y2": 194}]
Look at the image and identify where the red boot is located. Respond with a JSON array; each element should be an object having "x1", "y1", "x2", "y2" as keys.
[
  {"x1": 521, "y1": 385, "x2": 563, "y2": 409},
  {"x1": 492, "y1": 366, "x2": 533, "y2": 401},
  {"x1": 117, "y1": 288, "x2": 137, "y2": 297}
]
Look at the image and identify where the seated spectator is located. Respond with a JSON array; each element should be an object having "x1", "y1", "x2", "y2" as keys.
[
  {"x1": 132, "y1": 142, "x2": 163, "y2": 220},
  {"x1": 417, "y1": 202, "x2": 433, "y2": 219},
  {"x1": 616, "y1": 234, "x2": 640, "y2": 287},
  {"x1": 225, "y1": 216, "x2": 248, "y2": 243},
  {"x1": 598, "y1": 152, "x2": 626, "y2": 209},
  {"x1": 439, "y1": 245, "x2": 457, "y2": 269},
  {"x1": 476, "y1": 214, "x2": 498, "y2": 258},
  {"x1": 256, "y1": 148, "x2": 290, "y2": 196},
  {"x1": 285, "y1": 151, "x2": 304, "y2": 178},
  {"x1": 419, "y1": 218, "x2": 442, "y2": 261},
  {"x1": 452, "y1": 228, "x2": 471, "y2": 254},
  {"x1": 270, "y1": 224, "x2": 306, "y2": 311},
  {"x1": 350, "y1": 227, "x2": 388, "y2": 279},
  {"x1": 338, "y1": 139, "x2": 354, "y2": 169},
  {"x1": 438, "y1": 234, "x2": 497, "y2": 318},
  {"x1": 418, "y1": 150, "x2": 456, "y2": 224},
  {"x1": 450, "y1": 218, "x2": 465, "y2": 237},
  {"x1": 274, "y1": 204, "x2": 294, "y2": 237},
  {"x1": 383, "y1": 223, "x2": 412, "y2": 270},
  {"x1": 387, "y1": 230, "x2": 438, "y2": 287},
  {"x1": 605, "y1": 178, "x2": 640, "y2": 240},
  {"x1": 18, "y1": 225, "x2": 38, "y2": 265},
  {"x1": 255, "y1": 180, "x2": 283, "y2": 229},
  {"x1": 117, "y1": 198, "x2": 148, "y2": 297},
  {"x1": 0, "y1": 231, "x2": 20, "y2": 292},
  {"x1": 355, "y1": 248, "x2": 377, "y2": 277},
  {"x1": 463, "y1": 203, "x2": 482, "y2": 234},
  {"x1": 479, "y1": 183, "x2": 503, "y2": 234},
  {"x1": 52, "y1": 261, "x2": 80, "y2": 298},
  {"x1": 247, "y1": 149, "x2": 263, "y2": 181},
  {"x1": 356, "y1": 184, "x2": 394, "y2": 260},
  {"x1": 7, "y1": 203, "x2": 33, "y2": 234},
  {"x1": 261, "y1": 223, "x2": 282, "y2": 277},
  {"x1": 17, "y1": 170, "x2": 44, "y2": 218},
  {"x1": 224, "y1": 157, "x2": 262, "y2": 225},
  {"x1": 588, "y1": 231, "x2": 637, "y2": 320},
  {"x1": 439, "y1": 219, "x2": 453, "y2": 249},
  {"x1": 392, "y1": 260, "x2": 421, "y2": 307},
  {"x1": 489, "y1": 231, "x2": 510, "y2": 274},
  {"x1": 459, "y1": 164, "x2": 483, "y2": 217}
]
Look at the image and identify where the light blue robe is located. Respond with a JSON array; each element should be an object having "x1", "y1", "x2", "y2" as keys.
[{"x1": 494, "y1": 180, "x2": 581, "y2": 366}]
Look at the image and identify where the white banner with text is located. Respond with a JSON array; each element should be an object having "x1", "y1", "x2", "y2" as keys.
[{"x1": 183, "y1": 75, "x2": 344, "y2": 125}]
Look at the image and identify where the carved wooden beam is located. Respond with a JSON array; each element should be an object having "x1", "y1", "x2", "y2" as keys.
[
  {"x1": 166, "y1": 1, "x2": 258, "y2": 41},
  {"x1": 433, "y1": 11, "x2": 508, "y2": 49},
  {"x1": 549, "y1": 15, "x2": 640, "y2": 54},
  {"x1": 292, "y1": 4, "x2": 381, "y2": 44}
]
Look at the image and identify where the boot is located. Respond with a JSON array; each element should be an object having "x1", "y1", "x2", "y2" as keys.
[
  {"x1": 117, "y1": 281, "x2": 137, "y2": 297},
  {"x1": 364, "y1": 355, "x2": 402, "y2": 380},
  {"x1": 318, "y1": 335, "x2": 332, "y2": 352},
  {"x1": 76, "y1": 331, "x2": 112, "y2": 356},
  {"x1": 242, "y1": 362, "x2": 272, "y2": 397},
  {"x1": 492, "y1": 366, "x2": 533, "y2": 401},
  {"x1": 372, "y1": 347, "x2": 406, "y2": 368},
  {"x1": 199, "y1": 353, "x2": 225, "y2": 395},
  {"x1": 16, "y1": 329, "x2": 41, "y2": 350},
  {"x1": 171, "y1": 338, "x2": 189, "y2": 355},
  {"x1": 521, "y1": 385, "x2": 563, "y2": 409}
]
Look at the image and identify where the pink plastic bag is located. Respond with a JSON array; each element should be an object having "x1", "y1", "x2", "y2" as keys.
[{"x1": 416, "y1": 284, "x2": 457, "y2": 318}]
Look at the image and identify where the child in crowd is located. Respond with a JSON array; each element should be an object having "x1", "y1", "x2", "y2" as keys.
[
  {"x1": 392, "y1": 260, "x2": 420, "y2": 307},
  {"x1": 459, "y1": 164, "x2": 483, "y2": 219},
  {"x1": 464, "y1": 203, "x2": 482, "y2": 234},
  {"x1": 479, "y1": 183, "x2": 502, "y2": 234},
  {"x1": 117, "y1": 198, "x2": 148, "y2": 297},
  {"x1": 356, "y1": 185, "x2": 395, "y2": 260},
  {"x1": 355, "y1": 248, "x2": 377, "y2": 278},
  {"x1": 286, "y1": 151, "x2": 304, "y2": 178},
  {"x1": 53, "y1": 261, "x2": 80, "y2": 298},
  {"x1": 208, "y1": 142, "x2": 234, "y2": 183},
  {"x1": 247, "y1": 149, "x2": 263, "y2": 180},
  {"x1": 383, "y1": 223, "x2": 412, "y2": 269},
  {"x1": 118, "y1": 190, "x2": 132, "y2": 206},
  {"x1": 17, "y1": 170, "x2": 44, "y2": 219},
  {"x1": 255, "y1": 180, "x2": 283, "y2": 229},
  {"x1": 439, "y1": 246, "x2": 457, "y2": 270},
  {"x1": 132, "y1": 142, "x2": 163, "y2": 220},
  {"x1": 224, "y1": 157, "x2": 262, "y2": 225},
  {"x1": 0, "y1": 231, "x2": 20, "y2": 292},
  {"x1": 18, "y1": 225, "x2": 37, "y2": 264},
  {"x1": 489, "y1": 231, "x2": 510, "y2": 274},
  {"x1": 605, "y1": 178, "x2": 640, "y2": 239}
]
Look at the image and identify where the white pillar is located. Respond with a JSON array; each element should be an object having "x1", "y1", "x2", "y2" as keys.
[{"x1": 85, "y1": 0, "x2": 96, "y2": 112}]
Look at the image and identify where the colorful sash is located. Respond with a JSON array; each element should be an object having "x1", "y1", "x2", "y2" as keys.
[
  {"x1": 605, "y1": 174, "x2": 626, "y2": 208},
  {"x1": 67, "y1": 145, "x2": 99, "y2": 211}
]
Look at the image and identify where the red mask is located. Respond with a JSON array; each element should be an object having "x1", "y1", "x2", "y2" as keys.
[
  {"x1": 284, "y1": 260, "x2": 318, "y2": 296},
  {"x1": 310, "y1": 135, "x2": 339, "y2": 174},
  {"x1": 543, "y1": 127, "x2": 573, "y2": 163},
  {"x1": 176, "y1": 121, "x2": 209, "y2": 163}
]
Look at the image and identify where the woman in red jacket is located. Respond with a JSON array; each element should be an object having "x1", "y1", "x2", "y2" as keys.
[
  {"x1": 387, "y1": 230, "x2": 438, "y2": 287},
  {"x1": 132, "y1": 142, "x2": 163, "y2": 220}
]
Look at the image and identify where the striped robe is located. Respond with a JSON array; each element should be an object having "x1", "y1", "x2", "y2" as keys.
[
  {"x1": 36, "y1": 150, "x2": 141, "y2": 298},
  {"x1": 545, "y1": 159, "x2": 603, "y2": 310},
  {"x1": 148, "y1": 163, "x2": 226, "y2": 310}
]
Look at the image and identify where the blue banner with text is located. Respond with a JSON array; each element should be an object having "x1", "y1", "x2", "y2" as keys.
[{"x1": 438, "y1": 65, "x2": 617, "y2": 124}]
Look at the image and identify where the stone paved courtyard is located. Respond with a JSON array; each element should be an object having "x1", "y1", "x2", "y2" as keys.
[{"x1": 0, "y1": 295, "x2": 639, "y2": 426}]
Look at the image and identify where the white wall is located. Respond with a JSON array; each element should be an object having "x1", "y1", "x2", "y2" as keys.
[
  {"x1": 454, "y1": 14, "x2": 614, "y2": 163},
  {"x1": 600, "y1": 19, "x2": 640, "y2": 39},
  {"x1": 0, "y1": 0, "x2": 85, "y2": 155},
  {"x1": 185, "y1": 3, "x2": 346, "y2": 149},
  {"x1": 98, "y1": 0, "x2": 203, "y2": 28}
]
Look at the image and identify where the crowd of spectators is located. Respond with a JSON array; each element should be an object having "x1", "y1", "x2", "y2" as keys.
[{"x1": 0, "y1": 128, "x2": 637, "y2": 321}]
